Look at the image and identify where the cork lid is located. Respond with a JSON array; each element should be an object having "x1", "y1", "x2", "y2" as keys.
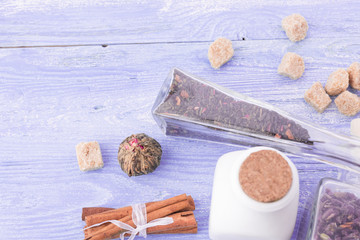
[{"x1": 239, "y1": 150, "x2": 293, "y2": 203}]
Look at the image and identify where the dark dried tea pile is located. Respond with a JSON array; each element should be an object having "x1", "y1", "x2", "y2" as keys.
[
  {"x1": 315, "y1": 188, "x2": 360, "y2": 240},
  {"x1": 154, "y1": 69, "x2": 311, "y2": 143},
  {"x1": 118, "y1": 133, "x2": 162, "y2": 177}
]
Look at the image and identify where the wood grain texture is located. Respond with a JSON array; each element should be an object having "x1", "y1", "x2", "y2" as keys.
[
  {"x1": 0, "y1": 0, "x2": 359, "y2": 47},
  {"x1": 1, "y1": 38, "x2": 356, "y2": 239},
  {"x1": 1, "y1": 0, "x2": 360, "y2": 239}
]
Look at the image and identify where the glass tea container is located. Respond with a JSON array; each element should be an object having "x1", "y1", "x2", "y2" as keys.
[
  {"x1": 306, "y1": 178, "x2": 360, "y2": 240},
  {"x1": 152, "y1": 68, "x2": 360, "y2": 172}
]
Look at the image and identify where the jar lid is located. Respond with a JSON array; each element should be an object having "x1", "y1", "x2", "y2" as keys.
[{"x1": 231, "y1": 146, "x2": 299, "y2": 212}]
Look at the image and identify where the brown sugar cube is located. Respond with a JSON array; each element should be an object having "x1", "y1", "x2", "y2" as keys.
[
  {"x1": 282, "y1": 13, "x2": 308, "y2": 42},
  {"x1": 348, "y1": 62, "x2": 360, "y2": 90},
  {"x1": 76, "y1": 141, "x2": 104, "y2": 171},
  {"x1": 325, "y1": 69, "x2": 349, "y2": 96},
  {"x1": 278, "y1": 52, "x2": 305, "y2": 80},
  {"x1": 208, "y1": 37, "x2": 234, "y2": 69},
  {"x1": 334, "y1": 91, "x2": 360, "y2": 116},
  {"x1": 304, "y1": 82, "x2": 332, "y2": 113}
]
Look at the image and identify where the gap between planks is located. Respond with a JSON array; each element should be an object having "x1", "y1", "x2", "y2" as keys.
[
  {"x1": 0, "y1": 39, "x2": 247, "y2": 49},
  {"x1": 2, "y1": 35, "x2": 358, "y2": 49}
]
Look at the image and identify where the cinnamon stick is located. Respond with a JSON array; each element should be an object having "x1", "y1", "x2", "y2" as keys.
[
  {"x1": 85, "y1": 206, "x2": 132, "y2": 226},
  {"x1": 84, "y1": 195, "x2": 190, "y2": 237},
  {"x1": 184, "y1": 195, "x2": 195, "y2": 211},
  {"x1": 84, "y1": 194, "x2": 194, "y2": 240},
  {"x1": 83, "y1": 196, "x2": 194, "y2": 238},
  {"x1": 114, "y1": 211, "x2": 197, "y2": 237},
  {"x1": 147, "y1": 211, "x2": 197, "y2": 234},
  {"x1": 152, "y1": 227, "x2": 198, "y2": 234},
  {"x1": 85, "y1": 194, "x2": 187, "y2": 226},
  {"x1": 91, "y1": 211, "x2": 197, "y2": 239},
  {"x1": 86, "y1": 201, "x2": 190, "y2": 240},
  {"x1": 83, "y1": 195, "x2": 194, "y2": 224},
  {"x1": 82, "y1": 208, "x2": 114, "y2": 221}
]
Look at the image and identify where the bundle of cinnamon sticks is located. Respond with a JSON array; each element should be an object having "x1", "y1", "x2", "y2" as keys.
[{"x1": 82, "y1": 194, "x2": 197, "y2": 240}]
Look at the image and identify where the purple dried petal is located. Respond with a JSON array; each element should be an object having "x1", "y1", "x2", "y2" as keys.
[
  {"x1": 353, "y1": 218, "x2": 360, "y2": 223},
  {"x1": 347, "y1": 215, "x2": 355, "y2": 221},
  {"x1": 342, "y1": 232, "x2": 360, "y2": 240},
  {"x1": 331, "y1": 198, "x2": 343, "y2": 207},
  {"x1": 324, "y1": 222, "x2": 337, "y2": 236},
  {"x1": 322, "y1": 208, "x2": 339, "y2": 221},
  {"x1": 335, "y1": 215, "x2": 343, "y2": 225},
  {"x1": 319, "y1": 233, "x2": 332, "y2": 240},
  {"x1": 343, "y1": 192, "x2": 356, "y2": 200},
  {"x1": 343, "y1": 204, "x2": 355, "y2": 214},
  {"x1": 325, "y1": 188, "x2": 333, "y2": 195},
  {"x1": 334, "y1": 191, "x2": 348, "y2": 199},
  {"x1": 316, "y1": 188, "x2": 360, "y2": 239},
  {"x1": 323, "y1": 201, "x2": 333, "y2": 209},
  {"x1": 341, "y1": 228, "x2": 352, "y2": 236}
]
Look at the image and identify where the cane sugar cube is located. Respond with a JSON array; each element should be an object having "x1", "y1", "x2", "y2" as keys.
[
  {"x1": 208, "y1": 37, "x2": 234, "y2": 69},
  {"x1": 76, "y1": 141, "x2": 104, "y2": 171},
  {"x1": 348, "y1": 62, "x2": 360, "y2": 90},
  {"x1": 351, "y1": 119, "x2": 360, "y2": 138},
  {"x1": 325, "y1": 69, "x2": 349, "y2": 96},
  {"x1": 304, "y1": 82, "x2": 332, "y2": 113},
  {"x1": 334, "y1": 91, "x2": 360, "y2": 116},
  {"x1": 282, "y1": 14, "x2": 308, "y2": 42},
  {"x1": 278, "y1": 52, "x2": 305, "y2": 80}
]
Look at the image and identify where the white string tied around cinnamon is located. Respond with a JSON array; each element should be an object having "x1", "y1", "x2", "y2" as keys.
[{"x1": 84, "y1": 203, "x2": 174, "y2": 240}]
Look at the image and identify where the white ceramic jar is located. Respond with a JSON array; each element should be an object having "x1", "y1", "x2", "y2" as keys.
[{"x1": 209, "y1": 146, "x2": 299, "y2": 240}]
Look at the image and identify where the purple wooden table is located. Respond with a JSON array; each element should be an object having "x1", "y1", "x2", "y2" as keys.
[{"x1": 1, "y1": 0, "x2": 360, "y2": 239}]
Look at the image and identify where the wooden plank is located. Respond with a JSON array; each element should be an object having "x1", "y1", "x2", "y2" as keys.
[
  {"x1": 0, "y1": 0, "x2": 359, "y2": 47},
  {"x1": 0, "y1": 38, "x2": 355, "y2": 239},
  {"x1": 0, "y1": 37, "x2": 357, "y2": 134}
]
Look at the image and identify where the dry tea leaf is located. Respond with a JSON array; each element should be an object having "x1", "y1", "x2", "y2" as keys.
[
  {"x1": 155, "y1": 69, "x2": 311, "y2": 144},
  {"x1": 315, "y1": 188, "x2": 360, "y2": 240}
]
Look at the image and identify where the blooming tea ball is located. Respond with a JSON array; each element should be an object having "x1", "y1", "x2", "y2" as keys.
[
  {"x1": 348, "y1": 62, "x2": 360, "y2": 90},
  {"x1": 281, "y1": 14, "x2": 308, "y2": 42},
  {"x1": 118, "y1": 133, "x2": 162, "y2": 177},
  {"x1": 208, "y1": 37, "x2": 234, "y2": 69},
  {"x1": 325, "y1": 69, "x2": 349, "y2": 96},
  {"x1": 278, "y1": 52, "x2": 305, "y2": 80},
  {"x1": 335, "y1": 91, "x2": 360, "y2": 116}
]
